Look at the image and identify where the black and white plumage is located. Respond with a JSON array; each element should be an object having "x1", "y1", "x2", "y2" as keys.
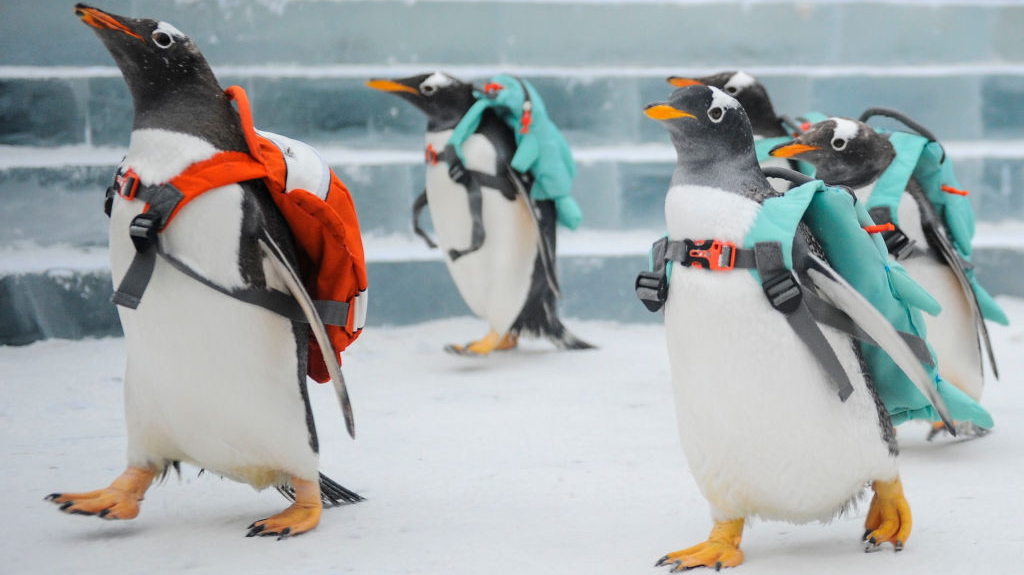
[
  {"x1": 646, "y1": 85, "x2": 914, "y2": 569},
  {"x1": 368, "y1": 73, "x2": 592, "y2": 355},
  {"x1": 48, "y1": 4, "x2": 359, "y2": 538}
]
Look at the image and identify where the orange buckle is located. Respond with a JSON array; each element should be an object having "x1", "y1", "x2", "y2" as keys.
[
  {"x1": 425, "y1": 144, "x2": 438, "y2": 165},
  {"x1": 686, "y1": 239, "x2": 736, "y2": 271},
  {"x1": 483, "y1": 82, "x2": 504, "y2": 97},
  {"x1": 116, "y1": 168, "x2": 140, "y2": 200}
]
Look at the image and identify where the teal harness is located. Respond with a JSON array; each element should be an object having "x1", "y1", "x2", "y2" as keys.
[{"x1": 637, "y1": 175, "x2": 993, "y2": 429}]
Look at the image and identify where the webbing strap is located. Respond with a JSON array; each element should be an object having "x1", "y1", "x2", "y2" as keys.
[
  {"x1": 411, "y1": 189, "x2": 437, "y2": 248},
  {"x1": 435, "y1": 145, "x2": 517, "y2": 261},
  {"x1": 754, "y1": 242, "x2": 854, "y2": 401},
  {"x1": 867, "y1": 206, "x2": 924, "y2": 261}
]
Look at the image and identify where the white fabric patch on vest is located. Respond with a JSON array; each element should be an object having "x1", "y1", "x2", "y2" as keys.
[
  {"x1": 831, "y1": 117, "x2": 861, "y2": 143},
  {"x1": 257, "y1": 130, "x2": 331, "y2": 200}
]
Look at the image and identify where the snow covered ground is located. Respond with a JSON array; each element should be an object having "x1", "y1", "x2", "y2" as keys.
[{"x1": 2, "y1": 299, "x2": 1022, "y2": 574}]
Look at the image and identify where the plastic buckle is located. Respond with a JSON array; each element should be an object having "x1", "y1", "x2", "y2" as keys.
[
  {"x1": 128, "y1": 212, "x2": 161, "y2": 252},
  {"x1": 762, "y1": 271, "x2": 802, "y2": 314},
  {"x1": 684, "y1": 239, "x2": 736, "y2": 271},
  {"x1": 483, "y1": 82, "x2": 504, "y2": 98},
  {"x1": 883, "y1": 229, "x2": 917, "y2": 260},
  {"x1": 116, "y1": 169, "x2": 140, "y2": 200},
  {"x1": 425, "y1": 144, "x2": 438, "y2": 166},
  {"x1": 635, "y1": 271, "x2": 668, "y2": 313}
]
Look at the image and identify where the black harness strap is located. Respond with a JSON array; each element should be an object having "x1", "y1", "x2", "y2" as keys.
[
  {"x1": 411, "y1": 189, "x2": 437, "y2": 249},
  {"x1": 867, "y1": 206, "x2": 924, "y2": 261},
  {"x1": 435, "y1": 145, "x2": 518, "y2": 261},
  {"x1": 754, "y1": 242, "x2": 854, "y2": 401}
]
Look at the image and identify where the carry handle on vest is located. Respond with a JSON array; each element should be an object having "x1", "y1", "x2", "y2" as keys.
[
  {"x1": 762, "y1": 167, "x2": 814, "y2": 187},
  {"x1": 859, "y1": 107, "x2": 946, "y2": 163}
]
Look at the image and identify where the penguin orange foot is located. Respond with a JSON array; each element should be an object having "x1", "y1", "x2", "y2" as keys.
[
  {"x1": 656, "y1": 519, "x2": 745, "y2": 571},
  {"x1": 863, "y1": 477, "x2": 911, "y2": 552},
  {"x1": 246, "y1": 476, "x2": 322, "y2": 540},
  {"x1": 444, "y1": 330, "x2": 518, "y2": 356},
  {"x1": 47, "y1": 466, "x2": 156, "y2": 520}
]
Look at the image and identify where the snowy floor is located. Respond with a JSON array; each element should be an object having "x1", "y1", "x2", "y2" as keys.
[{"x1": 2, "y1": 299, "x2": 1023, "y2": 574}]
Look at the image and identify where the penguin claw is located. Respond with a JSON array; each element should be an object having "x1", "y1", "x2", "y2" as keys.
[{"x1": 245, "y1": 523, "x2": 266, "y2": 537}]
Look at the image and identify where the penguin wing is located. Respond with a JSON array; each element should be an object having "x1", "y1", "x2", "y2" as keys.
[
  {"x1": 801, "y1": 253, "x2": 955, "y2": 432},
  {"x1": 921, "y1": 218, "x2": 998, "y2": 379},
  {"x1": 258, "y1": 234, "x2": 356, "y2": 439}
]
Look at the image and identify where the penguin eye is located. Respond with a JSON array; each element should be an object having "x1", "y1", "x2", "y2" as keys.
[
  {"x1": 152, "y1": 31, "x2": 174, "y2": 49},
  {"x1": 725, "y1": 86, "x2": 739, "y2": 95},
  {"x1": 420, "y1": 83, "x2": 437, "y2": 96},
  {"x1": 708, "y1": 107, "x2": 725, "y2": 123},
  {"x1": 831, "y1": 137, "x2": 848, "y2": 151}
]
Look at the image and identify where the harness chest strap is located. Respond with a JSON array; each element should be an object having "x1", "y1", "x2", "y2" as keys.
[{"x1": 108, "y1": 155, "x2": 360, "y2": 332}]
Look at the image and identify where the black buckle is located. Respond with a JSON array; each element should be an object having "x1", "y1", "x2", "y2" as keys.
[
  {"x1": 104, "y1": 184, "x2": 116, "y2": 217},
  {"x1": 128, "y1": 212, "x2": 161, "y2": 252},
  {"x1": 882, "y1": 228, "x2": 917, "y2": 260},
  {"x1": 635, "y1": 271, "x2": 668, "y2": 313},
  {"x1": 762, "y1": 271, "x2": 802, "y2": 314}
]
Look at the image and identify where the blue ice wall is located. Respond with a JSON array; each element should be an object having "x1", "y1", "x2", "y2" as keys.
[{"x1": 1, "y1": 0, "x2": 1022, "y2": 342}]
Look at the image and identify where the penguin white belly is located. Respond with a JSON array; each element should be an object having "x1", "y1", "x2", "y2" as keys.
[
  {"x1": 424, "y1": 130, "x2": 538, "y2": 335},
  {"x1": 110, "y1": 129, "x2": 318, "y2": 488},
  {"x1": 893, "y1": 193, "x2": 984, "y2": 399},
  {"x1": 663, "y1": 184, "x2": 897, "y2": 523}
]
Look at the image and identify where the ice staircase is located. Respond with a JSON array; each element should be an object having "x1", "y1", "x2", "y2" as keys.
[{"x1": 2, "y1": 0, "x2": 1023, "y2": 344}]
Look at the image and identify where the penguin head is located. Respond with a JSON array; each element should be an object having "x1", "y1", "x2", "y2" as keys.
[
  {"x1": 367, "y1": 72, "x2": 476, "y2": 131},
  {"x1": 646, "y1": 85, "x2": 757, "y2": 166},
  {"x1": 769, "y1": 118, "x2": 896, "y2": 188},
  {"x1": 667, "y1": 71, "x2": 783, "y2": 137},
  {"x1": 75, "y1": 4, "x2": 218, "y2": 106}
]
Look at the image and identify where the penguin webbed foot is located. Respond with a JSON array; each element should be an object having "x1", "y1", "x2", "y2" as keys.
[
  {"x1": 658, "y1": 519, "x2": 744, "y2": 571},
  {"x1": 444, "y1": 330, "x2": 517, "y2": 356},
  {"x1": 46, "y1": 466, "x2": 156, "y2": 521},
  {"x1": 248, "y1": 476, "x2": 322, "y2": 540},
  {"x1": 925, "y1": 420, "x2": 991, "y2": 442},
  {"x1": 863, "y1": 477, "x2": 912, "y2": 552}
]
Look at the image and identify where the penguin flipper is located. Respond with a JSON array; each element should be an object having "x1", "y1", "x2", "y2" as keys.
[
  {"x1": 802, "y1": 254, "x2": 955, "y2": 433},
  {"x1": 257, "y1": 234, "x2": 356, "y2": 439},
  {"x1": 921, "y1": 218, "x2": 998, "y2": 379}
]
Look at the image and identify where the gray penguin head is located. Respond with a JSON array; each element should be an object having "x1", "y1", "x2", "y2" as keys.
[
  {"x1": 645, "y1": 84, "x2": 770, "y2": 196},
  {"x1": 667, "y1": 71, "x2": 784, "y2": 137},
  {"x1": 769, "y1": 118, "x2": 896, "y2": 188},
  {"x1": 367, "y1": 72, "x2": 476, "y2": 131}
]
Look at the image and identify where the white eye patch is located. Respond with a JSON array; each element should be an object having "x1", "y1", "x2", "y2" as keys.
[
  {"x1": 154, "y1": 21, "x2": 185, "y2": 39},
  {"x1": 724, "y1": 71, "x2": 757, "y2": 94},
  {"x1": 708, "y1": 86, "x2": 741, "y2": 111},
  {"x1": 830, "y1": 117, "x2": 860, "y2": 143}
]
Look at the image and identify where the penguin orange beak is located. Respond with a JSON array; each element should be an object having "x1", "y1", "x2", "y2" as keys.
[
  {"x1": 769, "y1": 142, "x2": 820, "y2": 158},
  {"x1": 366, "y1": 79, "x2": 420, "y2": 95},
  {"x1": 644, "y1": 104, "x2": 696, "y2": 121},
  {"x1": 666, "y1": 77, "x2": 703, "y2": 88},
  {"x1": 74, "y1": 4, "x2": 144, "y2": 41}
]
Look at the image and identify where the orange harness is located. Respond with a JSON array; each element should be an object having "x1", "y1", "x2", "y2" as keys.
[{"x1": 109, "y1": 86, "x2": 367, "y2": 382}]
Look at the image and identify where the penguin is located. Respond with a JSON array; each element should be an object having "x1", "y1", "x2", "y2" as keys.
[
  {"x1": 769, "y1": 118, "x2": 988, "y2": 438},
  {"x1": 668, "y1": 71, "x2": 816, "y2": 196},
  {"x1": 48, "y1": 4, "x2": 359, "y2": 538},
  {"x1": 645, "y1": 85, "x2": 917, "y2": 569},
  {"x1": 367, "y1": 73, "x2": 592, "y2": 355}
]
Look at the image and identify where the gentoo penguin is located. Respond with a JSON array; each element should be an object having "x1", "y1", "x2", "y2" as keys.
[
  {"x1": 48, "y1": 4, "x2": 359, "y2": 538},
  {"x1": 367, "y1": 73, "x2": 592, "y2": 355},
  {"x1": 646, "y1": 85, "x2": 917, "y2": 569},
  {"x1": 668, "y1": 71, "x2": 804, "y2": 191},
  {"x1": 770, "y1": 118, "x2": 991, "y2": 437}
]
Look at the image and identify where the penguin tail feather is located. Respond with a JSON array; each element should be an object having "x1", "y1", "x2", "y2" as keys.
[
  {"x1": 276, "y1": 472, "x2": 364, "y2": 507},
  {"x1": 548, "y1": 324, "x2": 597, "y2": 351}
]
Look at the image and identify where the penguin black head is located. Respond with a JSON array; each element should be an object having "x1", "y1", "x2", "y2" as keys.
[
  {"x1": 75, "y1": 4, "x2": 242, "y2": 149},
  {"x1": 645, "y1": 85, "x2": 770, "y2": 196},
  {"x1": 667, "y1": 71, "x2": 785, "y2": 138},
  {"x1": 367, "y1": 73, "x2": 476, "y2": 131},
  {"x1": 769, "y1": 118, "x2": 896, "y2": 188}
]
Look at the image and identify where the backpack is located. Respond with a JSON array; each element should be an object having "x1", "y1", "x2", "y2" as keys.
[{"x1": 107, "y1": 85, "x2": 367, "y2": 383}]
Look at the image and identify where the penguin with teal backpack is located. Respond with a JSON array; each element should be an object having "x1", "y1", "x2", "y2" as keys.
[
  {"x1": 771, "y1": 110, "x2": 1008, "y2": 438},
  {"x1": 368, "y1": 73, "x2": 592, "y2": 355},
  {"x1": 638, "y1": 84, "x2": 959, "y2": 568}
]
